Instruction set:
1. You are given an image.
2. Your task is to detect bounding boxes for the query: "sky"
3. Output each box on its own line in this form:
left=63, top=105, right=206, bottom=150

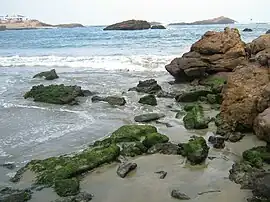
left=1, top=0, right=270, bottom=25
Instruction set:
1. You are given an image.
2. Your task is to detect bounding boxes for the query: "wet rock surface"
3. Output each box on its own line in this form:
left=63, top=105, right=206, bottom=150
left=138, top=94, right=157, bottom=106
left=53, top=192, right=93, bottom=202
left=208, top=135, right=225, bottom=149
left=33, top=69, right=59, bottom=80
left=0, top=187, right=32, bottom=202
left=92, top=96, right=126, bottom=106
left=128, top=79, right=162, bottom=94
left=104, top=20, right=151, bottom=30
left=117, top=162, right=137, bottom=178
left=134, top=113, right=165, bottom=122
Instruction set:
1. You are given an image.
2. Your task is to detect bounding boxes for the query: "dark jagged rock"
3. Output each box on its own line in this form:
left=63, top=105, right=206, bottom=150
left=53, top=192, right=93, bottom=202
left=0, top=163, right=15, bottom=170
left=104, top=20, right=151, bottom=31
left=147, top=142, right=180, bottom=155
left=156, top=90, right=176, bottom=98
left=266, top=30, right=270, bottom=34
left=117, top=162, right=137, bottom=178
left=128, top=79, right=162, bottom=94
left=171, top=190, right=190, bottom=200
left=229, top=132, right=245, bottom=142
left=91, top=96, right=126, bottom=106
left=33, top=69, right=59, bottom=80
left=208, top=135, right=225, bottom=149
left=0, top=187, right=32, bottom=202
left=183, top=104, right=210, bottom=129
left=151, top=25, right=166, bottom=29
left=179, top=136, right=209, bottom=165
left=166, top=28, right=246, bottom=82
left=54, top=178, right=80, bottom=197
left=175, top=89, right=212, bottom=102
left=155, top=171, right=167, bottom=179
left=81, top=90, right=98, bottom=97
left=24, top=84, right=85, bottom=105
left=134, top=113, right=165, bottom=123
left=138, top=94, right=157, bottom=106
left=243, top=28, right=253, bottom=32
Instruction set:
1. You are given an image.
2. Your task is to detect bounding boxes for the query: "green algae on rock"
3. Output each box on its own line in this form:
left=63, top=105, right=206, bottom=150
left=142, top=133, right=169, bottom=148
left=138, top=94, right=157, bottom=106
left=24, top=84, right=85, bottom=105
left=243, top=146, right=270, bottom=168
left=179, top=136, right=209, bottom=165
left=54, top=178, right=80, bottom=197
left=183, top=104, right=209, bottom=129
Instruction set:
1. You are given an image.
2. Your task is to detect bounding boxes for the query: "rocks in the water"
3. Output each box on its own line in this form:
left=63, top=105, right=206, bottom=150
left=208, top=135, right=225, bottom=149
left=24, top=84, right=86, bottom=105
left=147, top=142, right=181, bottom=155
left=142, top=132, right=169, bottom=148
left=165, top=28, right=246, bottom=82
left=179, top=136, right=209, bottom=165
left=266, top=30, right=270, bottom=34
left=254, top=107, right=270, bottom=142
left=155, top=171, right=167, bottom=179
left=183, top=104, right=210, bottom=129
left=54, top=23, right=84, bottom=28
left=54, top=178, right=80, bottom=197
left=171, top=190, right=191, bottom=200
left=91, top=96, right=126, bottom=106
left=53, top=192, right=93, bottom=202
left=117, top=162, right=137, bottom=178
left=242, top=146, right=270, bottom=168
left=156, top=90, right=176, bottom=98
left=0, top=187, right=32, bottom=202
left=243, top=28, right=253, bottom=32
left=104, top=20, right=151, bottom=31
left=33, top=69, right=59, bottom=80
left=128, top=79, right=162, bottom=94
left=151, top=25, right=166, bottom=29
left=220, top=64, right=270, bottom=132
left=0, top=163, right=15, bottom=170
left=138, top=94, right=157, bottom=106
left=81, top=90, right=98, bottom=97
left=228, top=132, right=245, bottom=142
left=175, top=88, right=212, bottom=102
left=134, top=113, right=165, bottom=123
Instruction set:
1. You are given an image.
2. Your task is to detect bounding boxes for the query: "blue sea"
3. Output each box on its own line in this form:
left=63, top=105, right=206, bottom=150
left=0, top=23, right=268, bottom=185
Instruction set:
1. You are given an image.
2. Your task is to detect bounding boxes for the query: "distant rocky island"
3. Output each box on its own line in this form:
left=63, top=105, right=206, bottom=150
left=104, top=20, right=166, bottom=30
left=169, top=16, right=236, bottom=26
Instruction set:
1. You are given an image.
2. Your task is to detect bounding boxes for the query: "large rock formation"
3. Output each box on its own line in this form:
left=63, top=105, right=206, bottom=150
left=169, top=16, right=236, bottom=26
left=53, top=23, right=84, bottom=28
left=165, top=28, right=246, bottom=82
left=104, top=20, right=151, bottom=31
left=151, top=25, right=166, bottom=29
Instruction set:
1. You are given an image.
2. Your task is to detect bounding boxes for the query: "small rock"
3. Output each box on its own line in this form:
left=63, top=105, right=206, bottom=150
left=208, top=156, right=217, bottom=160
left=155, top=121, right=173, bottom=128
left=171, top=190, right=190, bottom=200
left=151, top=25, right=166, bottom=29
left=91, top=96, right=126, bottom=106
left=81, top=90, right=98, bottom=97
left=155, top=171, right=167, bottom=179
left=156, top=90, right=176, bottom=98
left=208, top=135, right=226, bottom=149
left=175, top=89, right=212, bottom=102
left=139, top=94, right=157, bottom=106
left=229, top=132, right=245, bottom=142
left=128, top=79, right=162, bottom=94
left=53, top=192, right=93, bottom=202
left=0, top=163, right=15, bottom=170
left=147, top=142, right=180, bottom=155
left=243, top=28, right=253, bottom=32
left=134, top=113, right=165, bottom=122
left=117, top=162, right=137, bottom=178
left=33, top=69, right=59, bottom=80
left=266, top=30, right=270, bottom=34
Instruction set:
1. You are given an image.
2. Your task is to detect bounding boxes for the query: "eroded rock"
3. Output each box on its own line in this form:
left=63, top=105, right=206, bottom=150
left=33, top=69, right=59, bottom=80
left=128, top=79, right=162, bottom=94
left=134, top=113, right=165, bottom=123
left=91, top=96, right=126, bottom=106
left=171, top=190, right=190, bottom=200
left=117, top=162, right=137, bottom=178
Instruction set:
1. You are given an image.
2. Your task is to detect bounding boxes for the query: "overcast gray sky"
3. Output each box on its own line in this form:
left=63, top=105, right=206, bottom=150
left=1, top=0, right=270, bottom=25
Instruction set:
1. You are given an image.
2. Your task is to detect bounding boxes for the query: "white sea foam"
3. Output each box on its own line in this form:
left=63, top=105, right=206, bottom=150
left=0, top=55, right=178, bottom=72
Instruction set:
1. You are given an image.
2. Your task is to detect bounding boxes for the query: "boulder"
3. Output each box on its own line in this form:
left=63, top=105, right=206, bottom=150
left=266, top=30, right=270, bottom=34
left=208, top=135, right=226, bottom=149
left=53, top=192, right=93, bottom=202
left=117, top=162, right=137, bottom=178
left=254, top=108, right=270, bottom=142
left=147, top=142, right=180, bottom=155
left=33, top=69, right=59, bottom=80
left=142, top=133, right=169, bottom=148
left=138, top=94, right=157, bottom=106
left=104, top=20, right=151, bottom=30
left=166, top=28, right=246, bottom=82
left=252, top=173, right=270, bottom=201
left=243, top=28, right=253, bottom=32
left=91, top=96, right=126, bottom=106
left=129, top=79, right=162, bottom=94
left=171, top=190, right=190, bottom=200
left=220, top=64, right=270, bottom=132
left=151, top=25, right=166, bottom=29
left=183, top=104, right=210, bottom=129
left=0, top=187, right=32, bottom=202
left=246, top=34, right=270, bottom=55
left=54, top=179, right=80, bottom=197
left=156, top=90, right=176, bottom=98
left=24, top=84, right=85, bottom=105
left=228, top=132, right=245, bottom=142
left=175, top=88, right=212, bottom=102
left=134, top=113, right=165, bottom=123
left=179, top=136, right=209, bottom=165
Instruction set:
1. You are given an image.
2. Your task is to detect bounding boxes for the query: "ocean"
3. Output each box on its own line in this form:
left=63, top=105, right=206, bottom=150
left=0, top=23, right=268, bottom=187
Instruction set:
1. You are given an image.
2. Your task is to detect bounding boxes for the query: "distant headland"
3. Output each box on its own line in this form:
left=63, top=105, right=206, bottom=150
left=169, top=16, right=236, bottom=26
left=0, top=14, right=84, bottom=31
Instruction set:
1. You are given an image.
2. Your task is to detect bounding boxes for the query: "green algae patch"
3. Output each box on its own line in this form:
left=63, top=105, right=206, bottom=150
left=183, top=104, right=209, bottom=129
left=203, top=76, right=226, bottom=87
left=111, top=124, right=157, bottom=143
left=24, top=84, right=83, bottom=105
left=121, top=142, right=148, bottom=157
left=243, top=146, right=270, bottom=168
left=54, top=178, right=80, bottom=197
left=142, top=133, right=169, bottom=148
left=179, top=136, right=209, bottom=165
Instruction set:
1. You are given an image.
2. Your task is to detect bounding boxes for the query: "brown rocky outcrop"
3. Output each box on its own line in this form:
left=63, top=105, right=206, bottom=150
left=165, top=27, right=246, bottom=82
left=253, top=107, right=270, bottom=142
left=220, top=64, right=270, bottom=132
left=103, top=20, right=151, bottom=31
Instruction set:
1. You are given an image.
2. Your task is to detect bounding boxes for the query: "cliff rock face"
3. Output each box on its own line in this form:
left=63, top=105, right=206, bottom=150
left=165, top=28, right=246, bottom=82
left=104, top=20, right=151, bottom=30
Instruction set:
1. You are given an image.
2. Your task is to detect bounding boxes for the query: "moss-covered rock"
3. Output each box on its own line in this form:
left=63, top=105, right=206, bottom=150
left=202, top=76, right=226, bottom=94
left=184, top=103, right=197, bottom=112
left=179, top=136, right=209, bottom=165
left=142, top=133, right=169, bottom=148
left=93, top=137, right=112, bottom=148
left=183, top=104, right=209, bottom=129
left=0, top=187, right=32, bottom=202
left=243, top=146, right=270, bottom=168
left=111, top=125, right=157, bottom=143
left=175, top=89, right=212, bottom=102
left=134, top=113, right=165, bottom=123
left=206, top=94, right=217, bottom=104
left=24, top=84, right=84, bottom=105
left=121, top=142, right=147, bottom=157
left=139, top=94, right=157, bottom=106
left=54, top=178, right=80, bottom=197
